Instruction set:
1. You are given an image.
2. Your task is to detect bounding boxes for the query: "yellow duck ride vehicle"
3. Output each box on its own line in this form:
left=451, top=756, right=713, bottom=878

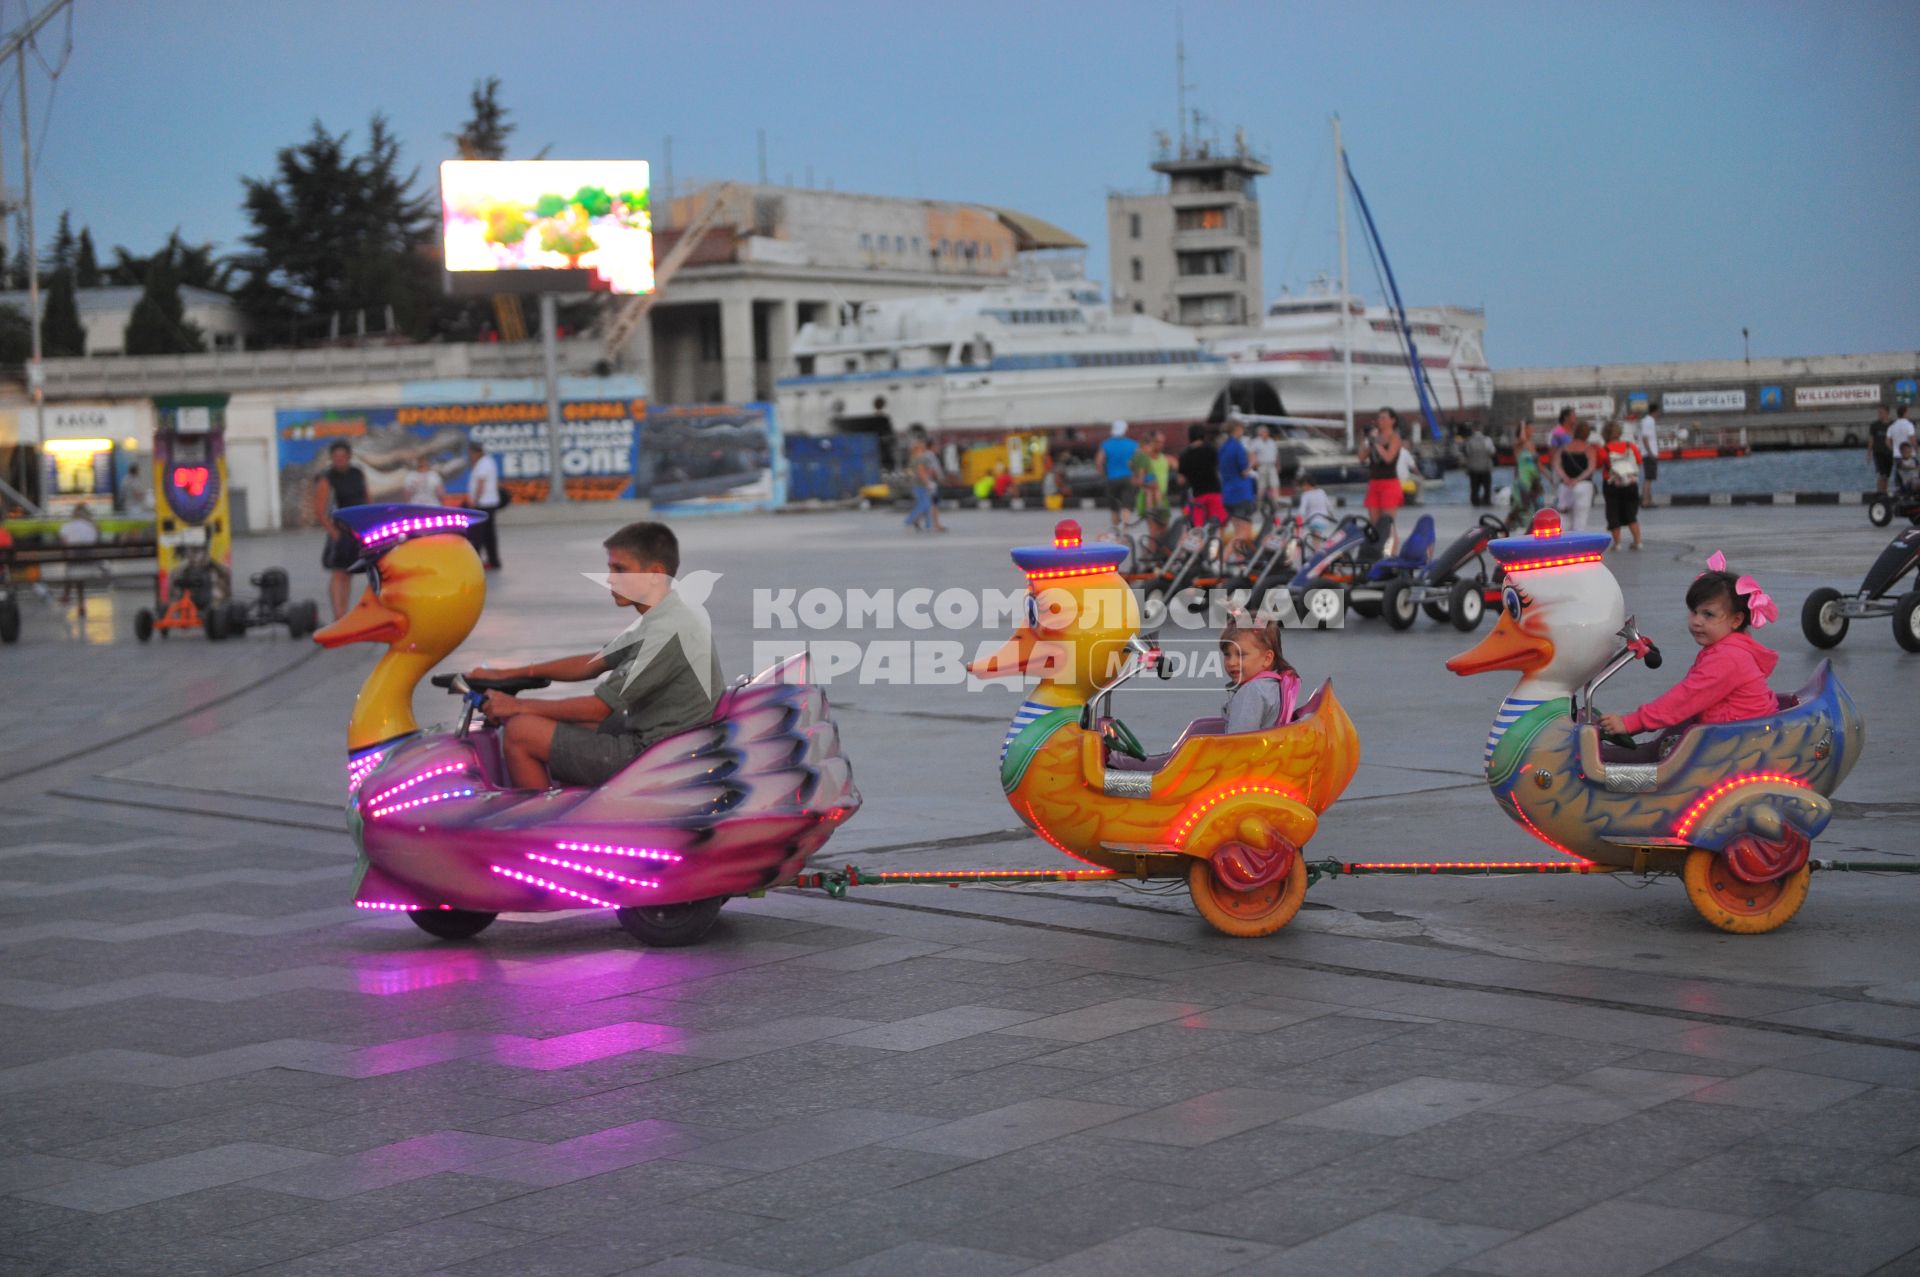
left=1446, top=511, right=1863, bottom=934
left=969, top=520, right=1360, bottom=936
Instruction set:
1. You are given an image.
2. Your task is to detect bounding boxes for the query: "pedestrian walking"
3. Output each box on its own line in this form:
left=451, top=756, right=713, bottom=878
left=1463, top=424, right=1495, bottom=507
left=1637, top=404, right=1661, bottom=504
left=313, top=441, right=369, bottom=619
left=404, top=454, right=447, bottom=506
left=1248, top=422, right=1281, bottom=506
left=1601, top=420, right=1643, bottom=551
left=1096, top=421, right=1139, bottom=531
left=1360, top=408, right=1405, bottom=536
left=465, top=442, right=504, bottom=569
left=1554, top=420, right=1601, bottom=532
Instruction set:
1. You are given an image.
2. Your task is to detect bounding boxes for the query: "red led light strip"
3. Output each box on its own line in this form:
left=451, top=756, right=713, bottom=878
left=1673, top=772, right=1810, bottom=839
left=1341, top=860, right=1602, bottom=873
left=1503, top=553, right=1603, bottom=574
left=489, top=864, right=615, bottom=908
left=1021, top=799, right=1107, bottom=868
left=1024, top=566, right=1113, bottom=584
left=1513, top=797, right=1586, bottom=860
left=1166, top=782, right=1306, bottom=843
left=524, top=852, right=659, bottom=889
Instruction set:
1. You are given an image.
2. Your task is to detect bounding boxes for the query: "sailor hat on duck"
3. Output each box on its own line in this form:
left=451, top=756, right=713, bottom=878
left=1487, top=509, right=1611, bottom=575
left=332, top=504, right=489, bottom=570
left=1010, top=519, right=1129, bottom=581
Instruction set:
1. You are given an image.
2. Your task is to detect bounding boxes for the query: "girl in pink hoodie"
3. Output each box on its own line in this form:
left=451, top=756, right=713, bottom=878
left=1600, top=553, right=1780, bottom=737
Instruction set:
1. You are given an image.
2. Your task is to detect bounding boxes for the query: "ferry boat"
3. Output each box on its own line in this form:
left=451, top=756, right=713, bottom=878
left=776, top=273, right=1230, bottom=455
left=1210, top=278, right=1493, bottom=424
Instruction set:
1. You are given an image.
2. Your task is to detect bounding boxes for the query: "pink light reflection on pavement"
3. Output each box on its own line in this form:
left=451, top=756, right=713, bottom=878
left=460, top=1119, right=716, bottom=1188
left=488, top=1021, right=688, bottom=1070
left=352, top=953, right=495, bottom=997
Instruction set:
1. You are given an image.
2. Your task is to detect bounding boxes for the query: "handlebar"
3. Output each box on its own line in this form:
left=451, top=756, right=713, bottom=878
left=1577, top=618, right=1662, bottom=723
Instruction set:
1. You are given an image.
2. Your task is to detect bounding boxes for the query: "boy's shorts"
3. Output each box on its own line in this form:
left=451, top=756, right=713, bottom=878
left=548, top=722, right=643, bottom=787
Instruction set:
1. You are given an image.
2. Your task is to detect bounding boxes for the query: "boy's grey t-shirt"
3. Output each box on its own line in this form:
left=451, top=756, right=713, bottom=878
left=593, top=591, right=725, bottom=749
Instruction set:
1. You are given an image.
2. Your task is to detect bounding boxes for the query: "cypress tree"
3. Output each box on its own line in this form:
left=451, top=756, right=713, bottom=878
left=123, top=247, right=204, bottom=355
left=42, top=266, right=85, bottom=356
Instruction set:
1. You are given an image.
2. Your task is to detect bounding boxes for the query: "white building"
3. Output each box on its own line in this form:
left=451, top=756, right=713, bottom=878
left=0, top=285, right=248, bottom=356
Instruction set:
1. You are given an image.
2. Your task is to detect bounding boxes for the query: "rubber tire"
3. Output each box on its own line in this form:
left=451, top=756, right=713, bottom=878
left=0, top=598, right=18, bottom=644
left=1868, top=497, right=1892, bottom=528
left=224, top=602, right=250, bottom=637
left=1681, top=849, right=1809, bottom=934
left=204, top=604, right=229, bottom=642
left=133, top=608, right=153, bottom=643
left=617, top=897, right=725, bottom=947
left=1349, top=595, right=1381, bottom=620
left=1422, top=600, right=1450, bottom=623
left=1895, top=592, right=1920, bottom=654
left=288, top=600, right=318, bottom=638
left=1186, top=852, right=1309, bottom=938
left=408, top=909, right=497, bottom=940
left=1800, top=587, right=1848, bottom=649
left=1142, top=586, right=1168, bottom=624
left=1382, top=577, right=1418, bottom=630
left=1448, top=579, right=1487, bottom=632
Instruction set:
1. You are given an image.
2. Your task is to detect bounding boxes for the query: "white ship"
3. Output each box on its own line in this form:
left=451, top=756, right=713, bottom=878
left=776, top=273, right=1231, bottom=451
left=1210, top=277, right=1492, bottom=423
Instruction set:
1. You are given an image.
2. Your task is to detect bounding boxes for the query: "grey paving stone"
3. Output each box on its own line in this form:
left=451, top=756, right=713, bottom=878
left=652, top=1015, right=885, bottom=1061
left=1287, top=1076, right=1529, bottom=1137
left=925, top=1175, right=1217, bottom=1261
left=1314, top=1112, right=1588, bottom=1183
left=1013, top=1226, right=1272, bottom=1276
left=996, top=998, right=1209, bottom=1043
left=1233, top=1212, right=1516, bottom=1276
left=672, top=1108, right=946, bottom=1172
left=1486, top=1065, right=1722, bottom=1124
left=440, top=1206, right=773, bottom=1277
left=679, top=1145, right=971, bottom=1221
left=881, top=1098, right=1140, bottom=1160
left=1090, top=1086, right=1338, bottom=1147
left=18, top=1140, right=328, bottom=1213
left=1771, top=1042, right=1920, bottom=1089
left=818, top=1241, right=1035, bottom=1276
left=460, top=1119, right=717, bottom=1187
left=465, top=1159, right=760, bottom=1235
left=1767, top=1088, right=1920, bottom=1155
left=241, top=1131, right=547, bottom=1200
left=1459, top=1199, right=1748, bottom=1277
left=790, top=938, right=955, bottom=971
left=1698, top=1188, right=1920, bottom=1275
left=1686, top=1068, right=1876, bottom=1114
left=214, top=1173, right=536, bottom=1261
left=827, top=1006, right=1046, bottom=1052
left=229, top=1216, right=540, bottom=1276
left=0, top=1151, right=115, bottom=1193
left=619, top=1259, right=793, bottom=1277
left=1174, top=1164, right=1450, bottom=1248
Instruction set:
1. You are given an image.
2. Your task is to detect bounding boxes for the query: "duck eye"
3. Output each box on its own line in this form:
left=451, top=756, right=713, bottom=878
left=1502, top=586, right=1522, bottom=621
left=1025, top=594, right=1040, bottom=629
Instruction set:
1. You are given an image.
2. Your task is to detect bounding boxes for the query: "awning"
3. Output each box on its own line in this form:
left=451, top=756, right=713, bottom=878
left=978, top=206, right=1086, bottom=252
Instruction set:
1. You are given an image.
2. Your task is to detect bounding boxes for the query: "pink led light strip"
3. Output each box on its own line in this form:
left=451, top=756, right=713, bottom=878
left=370, top=763, right=469, bottom=807
left=524, top=852, right=659, bottom=889
left=355, top=899, right=454, bottom=912
left=555, top=840, right=683, bottom=863
left=490, top=864, right=614, bottom=908
left=361, top=513, right=475, bottom=547
left=368, top=788, right=477, bottom=819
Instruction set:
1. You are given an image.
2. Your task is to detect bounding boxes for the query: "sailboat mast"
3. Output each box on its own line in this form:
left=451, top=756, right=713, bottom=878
left=1334, top=115, right=1355, bottom=452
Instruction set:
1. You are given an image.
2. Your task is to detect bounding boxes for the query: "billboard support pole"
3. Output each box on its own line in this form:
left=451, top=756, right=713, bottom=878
left=540, top=292, right=565, bottom=503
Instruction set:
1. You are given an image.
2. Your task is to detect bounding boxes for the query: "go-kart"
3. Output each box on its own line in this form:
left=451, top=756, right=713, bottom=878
left=314, top=504, right=861, bottom=947
left=211, top=568, right=321, bottom=641
left=1362, top=513, right=1506, bottom=633
left=1801, top=525, right=1920, bottom=653
left=1285, top=513, right=1402, bottom=627
left=1450, top=512, right=1862, bottom=933
left=1219, top=515, right=1308, bottom=615
left=1135, top=518, right=1224, bottom=617
left=134, top=547, right=232, bottom=643
left=1867, top=486, right=1920, bottom=528
left=970, top=520, right=1360, bottom=937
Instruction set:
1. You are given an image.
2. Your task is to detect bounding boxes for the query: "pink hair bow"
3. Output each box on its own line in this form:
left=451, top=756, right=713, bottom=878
left=1702, top=550, right=1775, bottom=626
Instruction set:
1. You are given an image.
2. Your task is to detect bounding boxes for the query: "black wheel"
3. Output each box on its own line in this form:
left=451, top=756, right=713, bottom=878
left=617, top=897, right=725, bottom=947
left=1868, top=497, right=1892, bottom=528
left=223, top=602, right=250, bottom=637
left=287, top=600, right=318, bottom=638
left=1448, top=579, right=1487, bottom=632
left=204, top=604, right=229, bottom=642
left=133, top=608, right=153, bottom=643
left=0, top=598, right=18, bottom=644
left=1800, top=588, right=1848, bottom=649
left=1895, top=592, right=1920, bottom=654
left=1422, top=600, right=1450, bottom=623
left=1349, top=594, right=1381, bottom=620
left=1382, top=577, right=1418, bottom=630
left=408, top=909, right=497, bottom=940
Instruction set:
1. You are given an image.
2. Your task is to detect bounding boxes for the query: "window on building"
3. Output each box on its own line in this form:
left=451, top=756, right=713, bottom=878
left=912, top=236, right=921, bottom=253
left=1130, top=257, right=1143, bottom=283
left=1129, top=212, right=1142, bottom=239
left=859, top=233, right=872, bottom=250
left=1176, top=207, right=1230, bottom=233
left=699, top=312, right=723, bottom=360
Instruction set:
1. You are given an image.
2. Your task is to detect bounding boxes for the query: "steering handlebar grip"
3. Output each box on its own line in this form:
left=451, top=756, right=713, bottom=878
left=1643, top=645, right=1663, bottom=671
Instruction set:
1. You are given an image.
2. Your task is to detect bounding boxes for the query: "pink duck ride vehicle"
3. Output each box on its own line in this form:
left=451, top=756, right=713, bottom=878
left=1446, top=512, right=1862, bottom=934
left=313, top=505, right=860, bottom=947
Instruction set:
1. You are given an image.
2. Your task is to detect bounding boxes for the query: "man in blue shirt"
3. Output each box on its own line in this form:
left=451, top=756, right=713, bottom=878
left=1217, top=417, right=1258, bottom=554
left=1095, top=420, right=1139, bottom=530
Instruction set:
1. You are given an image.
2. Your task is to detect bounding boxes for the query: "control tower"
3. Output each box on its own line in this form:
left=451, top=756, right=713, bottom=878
left=1108, top=130, right=1268, bottom=331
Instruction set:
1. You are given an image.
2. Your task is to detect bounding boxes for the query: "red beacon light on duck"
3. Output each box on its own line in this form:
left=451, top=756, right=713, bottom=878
left=1530, top=509, right=1561, bottom=538
left=1053, top=520, right=1083, bottom=549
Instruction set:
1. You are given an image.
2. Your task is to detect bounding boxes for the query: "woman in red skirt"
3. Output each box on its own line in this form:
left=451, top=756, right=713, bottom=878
left=1361, top=408, right=1405, bottom=535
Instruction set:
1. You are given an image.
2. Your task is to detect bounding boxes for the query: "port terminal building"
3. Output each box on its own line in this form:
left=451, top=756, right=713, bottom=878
left=1491, top=352, right=1920, bottom=449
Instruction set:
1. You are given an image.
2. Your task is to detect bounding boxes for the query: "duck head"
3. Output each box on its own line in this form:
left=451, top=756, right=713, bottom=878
left=1447, top=510, right=1623, bottom=701
left=314, top=505, right=488, bottom=752
left=968, top=519, right=1139, bottom=708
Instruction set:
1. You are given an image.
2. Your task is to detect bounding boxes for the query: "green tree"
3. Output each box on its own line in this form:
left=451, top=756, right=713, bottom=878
left=107, top=234, right=229, bottom=292
left=47, top=212, right=76, bottom=274
left=123, top=244, right=205, bottom=355
left=234, top=115, right=439, bottom=345
left=41, top=267, right=85, bottom=356
left=74, top=227, right=100, bottom=287
left=0, top=303, right=29, bottom=366
left=452, top=76, right=513, bottom=160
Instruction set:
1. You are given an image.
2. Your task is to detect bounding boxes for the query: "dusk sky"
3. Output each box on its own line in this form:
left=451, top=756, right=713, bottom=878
left=10, top=0, right=1917, bottom=367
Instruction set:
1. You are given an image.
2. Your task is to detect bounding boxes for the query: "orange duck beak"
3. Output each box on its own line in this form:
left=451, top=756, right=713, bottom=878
left=1447, top=613, right=1553, bottom=677
left=968, top=627, right=1070, bottom=680
left=314, top=592, right=406, bottom=648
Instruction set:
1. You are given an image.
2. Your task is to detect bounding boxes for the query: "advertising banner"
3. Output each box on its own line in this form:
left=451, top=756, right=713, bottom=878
left=638, top=404, right=780, bottom=512
left=1532, top=396, right=1615, bottom=421
left=440, top=160, right=653, bottom=296
left=1794, top=383, right=1881, bottom=408
left=1662, top=390, right=1747, bottom=413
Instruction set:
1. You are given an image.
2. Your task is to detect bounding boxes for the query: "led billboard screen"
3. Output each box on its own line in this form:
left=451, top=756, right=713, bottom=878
left=440, top=160, right=653, bottom=296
